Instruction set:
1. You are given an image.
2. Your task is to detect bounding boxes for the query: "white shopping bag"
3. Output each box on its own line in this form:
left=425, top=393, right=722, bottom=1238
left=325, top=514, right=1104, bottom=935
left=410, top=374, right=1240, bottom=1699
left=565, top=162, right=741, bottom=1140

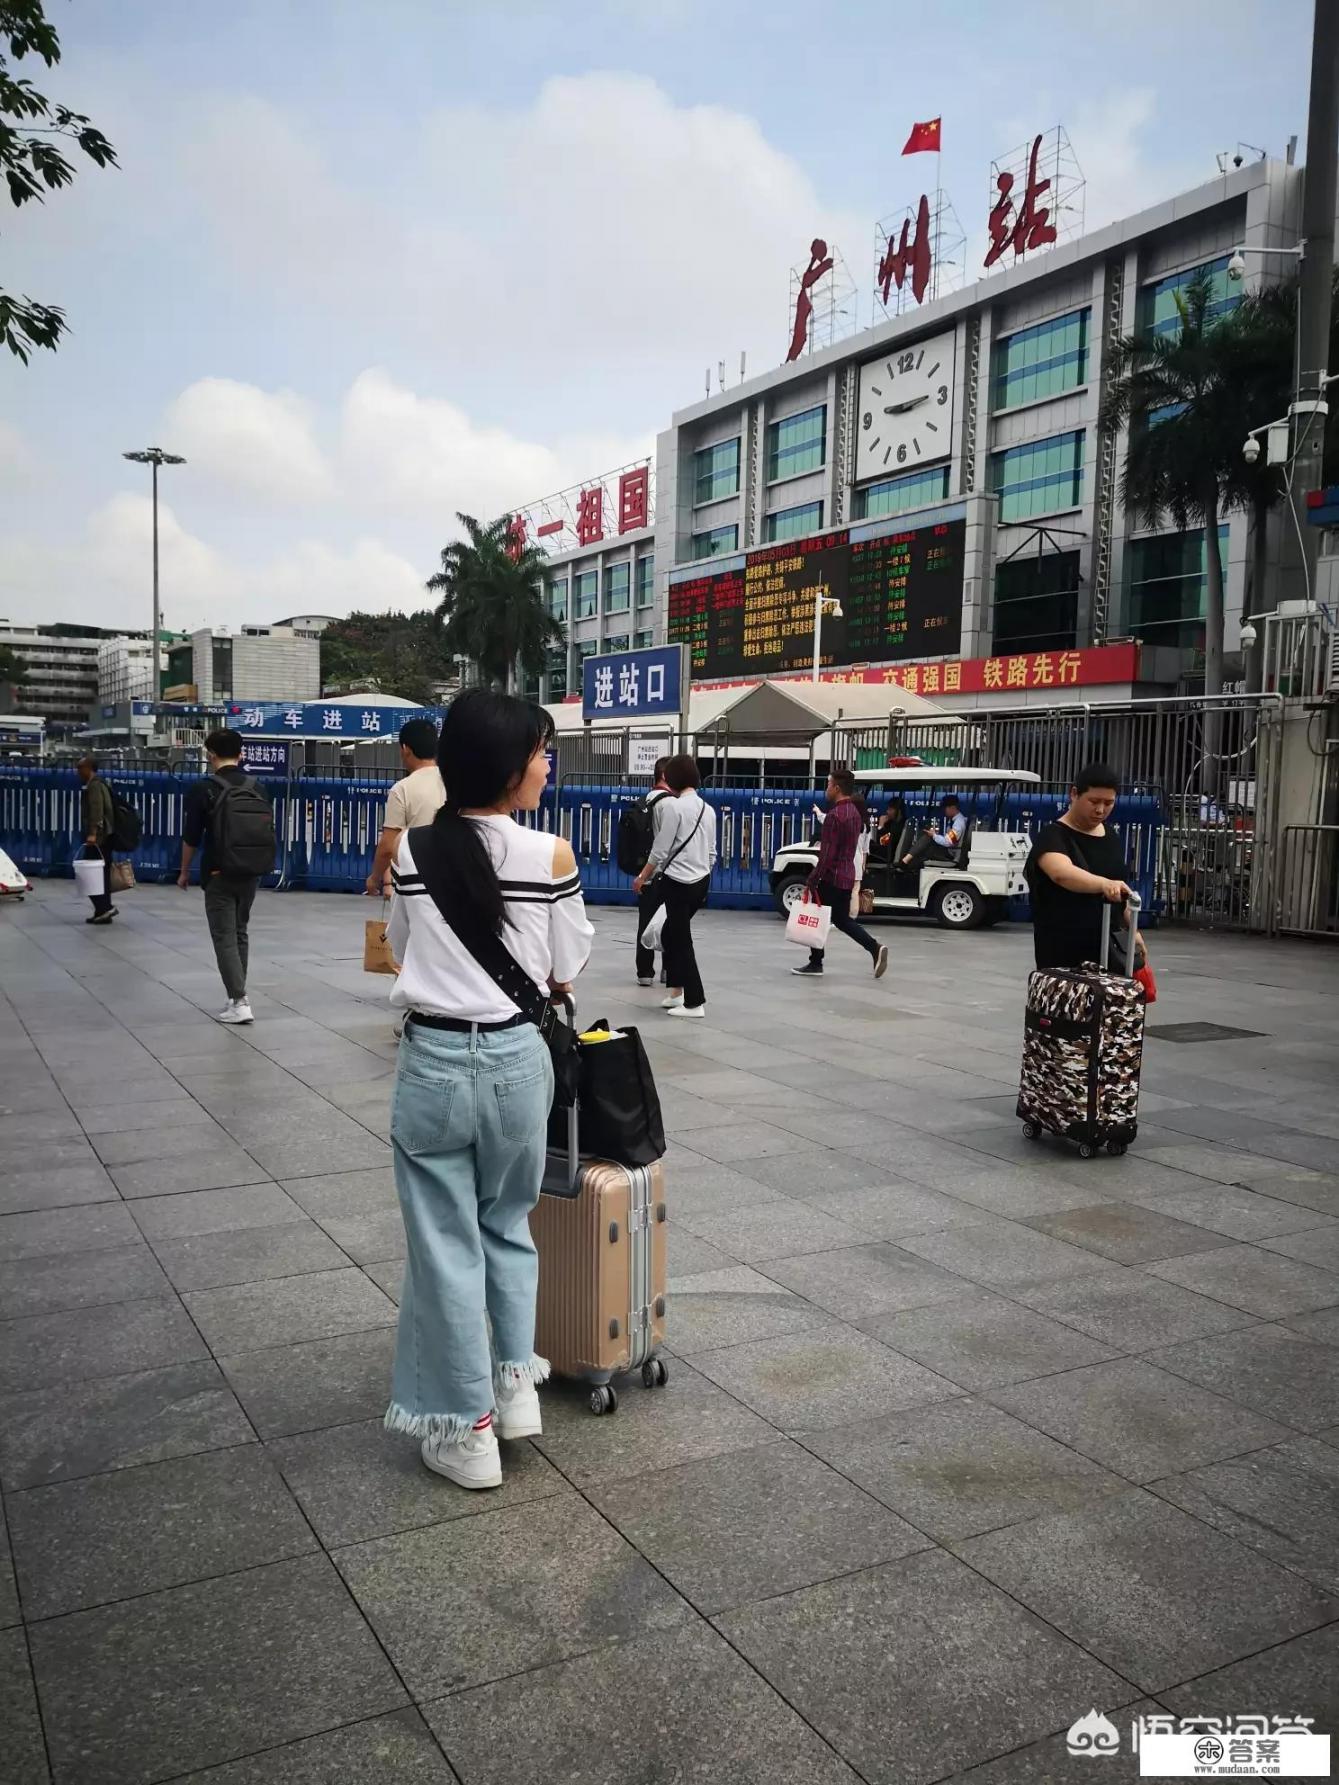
left=639, top=904, right=668, bottom=953
left=785, top=895, right=832, bottom=950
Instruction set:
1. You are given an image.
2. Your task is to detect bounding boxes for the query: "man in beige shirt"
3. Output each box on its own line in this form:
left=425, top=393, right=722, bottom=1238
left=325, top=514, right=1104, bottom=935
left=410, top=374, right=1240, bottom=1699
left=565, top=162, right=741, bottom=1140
left=365, top=719, right=445, bottom=895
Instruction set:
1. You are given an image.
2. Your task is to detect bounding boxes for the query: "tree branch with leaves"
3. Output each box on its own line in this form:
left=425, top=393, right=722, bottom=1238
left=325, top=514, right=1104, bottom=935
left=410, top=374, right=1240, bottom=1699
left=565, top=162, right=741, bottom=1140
left=2, top=0, right=117, bottom=362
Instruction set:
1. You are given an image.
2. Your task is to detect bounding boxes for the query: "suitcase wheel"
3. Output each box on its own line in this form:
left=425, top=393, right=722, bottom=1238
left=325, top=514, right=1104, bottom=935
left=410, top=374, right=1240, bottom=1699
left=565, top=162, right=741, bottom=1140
left=1106, top=1141, right=1128, bottom=1157
left=642, top=1357, right=669, bottom=1390
left=589, top=1384, right=618, bottom=1416
left=1077, top=1142, right=1097, bottom=1160
left=1021, top=1121, right=1040, bottom=1141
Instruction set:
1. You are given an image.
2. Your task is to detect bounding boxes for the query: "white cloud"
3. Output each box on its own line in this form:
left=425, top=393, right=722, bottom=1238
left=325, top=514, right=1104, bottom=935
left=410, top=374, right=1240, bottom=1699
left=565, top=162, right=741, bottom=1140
left=161, top=378, right=333, bottom=505
left=3, top=493, right=423, bottom=633
left=184, top=75, right=866, bottom=391
left=339, top=368, right=650, bottom=517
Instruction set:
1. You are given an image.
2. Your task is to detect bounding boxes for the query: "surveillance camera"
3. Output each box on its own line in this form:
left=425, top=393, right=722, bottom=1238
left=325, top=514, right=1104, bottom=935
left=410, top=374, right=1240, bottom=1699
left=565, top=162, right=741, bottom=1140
left=1232, top=152, right=1244, bottom=169
left=1239, top=619, right=1258, bottom=648
left=1227, top=249, right=1246, bottom=281
left=1242, top=435, right=1260, bottom=464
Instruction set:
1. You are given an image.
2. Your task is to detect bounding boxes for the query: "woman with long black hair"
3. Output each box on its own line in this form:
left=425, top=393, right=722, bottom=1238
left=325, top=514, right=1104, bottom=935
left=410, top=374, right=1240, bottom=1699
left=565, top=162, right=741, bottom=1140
left=632, top=753, right=717, bottom=1018
left=384, top=690, right=593, bottom=1489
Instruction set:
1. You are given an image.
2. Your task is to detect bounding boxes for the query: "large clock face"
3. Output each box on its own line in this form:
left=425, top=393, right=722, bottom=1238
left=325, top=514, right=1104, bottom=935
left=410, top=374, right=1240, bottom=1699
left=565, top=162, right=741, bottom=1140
left=856, top=329, right=956, bottom=483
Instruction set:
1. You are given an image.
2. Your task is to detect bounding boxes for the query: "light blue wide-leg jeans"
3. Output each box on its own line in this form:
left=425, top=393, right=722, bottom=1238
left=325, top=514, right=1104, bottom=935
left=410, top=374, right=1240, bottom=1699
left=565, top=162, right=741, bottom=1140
left=385, top=1019, right=553, bottom=1444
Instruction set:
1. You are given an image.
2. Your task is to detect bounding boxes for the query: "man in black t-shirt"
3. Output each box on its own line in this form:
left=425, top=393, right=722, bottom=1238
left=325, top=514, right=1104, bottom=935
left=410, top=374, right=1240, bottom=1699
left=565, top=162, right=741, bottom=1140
left=1026, top=762, right=1147, bottom=971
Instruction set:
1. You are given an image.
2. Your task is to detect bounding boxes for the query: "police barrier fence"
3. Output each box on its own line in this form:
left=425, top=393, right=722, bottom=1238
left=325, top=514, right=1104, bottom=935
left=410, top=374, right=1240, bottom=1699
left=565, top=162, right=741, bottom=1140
left=1, top=764, right=1162, bottom=917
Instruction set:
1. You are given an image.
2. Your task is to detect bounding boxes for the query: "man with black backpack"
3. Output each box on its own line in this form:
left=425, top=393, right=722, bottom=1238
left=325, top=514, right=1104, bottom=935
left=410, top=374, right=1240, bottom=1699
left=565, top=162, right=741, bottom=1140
left=178, top=729, right=278, bottom=1024
left=618, top=757, right=672, bottom=987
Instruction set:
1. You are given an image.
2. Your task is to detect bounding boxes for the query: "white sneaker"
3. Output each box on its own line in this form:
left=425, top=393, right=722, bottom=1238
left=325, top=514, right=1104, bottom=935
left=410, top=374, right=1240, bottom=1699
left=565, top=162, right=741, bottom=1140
left=494, top=1376, right=543, bottom=1439
left=420, top=1424, right=502, bottom=1489
left=216, top=1000, right=254, bottom=1025
left=666, top=1004, right=706, bottom=1020
left=637, top=977, right=656, bottom=988
left=661, top=993, right=684, bottom=1009
left=873, top=945, right=889, bottom=980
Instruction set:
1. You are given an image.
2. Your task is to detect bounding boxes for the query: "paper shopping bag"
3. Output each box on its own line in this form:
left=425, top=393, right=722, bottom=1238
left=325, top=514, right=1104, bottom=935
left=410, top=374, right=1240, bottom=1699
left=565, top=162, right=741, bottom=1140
left=363, top=916, right=397, bottom=975
left=785, top=897, right=832, bottom=949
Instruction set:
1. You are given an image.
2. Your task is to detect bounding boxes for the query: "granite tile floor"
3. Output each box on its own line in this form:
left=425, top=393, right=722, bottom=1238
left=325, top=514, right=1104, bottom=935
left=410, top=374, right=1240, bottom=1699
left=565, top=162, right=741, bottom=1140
left=1, top=880, right=1337, bottom=1784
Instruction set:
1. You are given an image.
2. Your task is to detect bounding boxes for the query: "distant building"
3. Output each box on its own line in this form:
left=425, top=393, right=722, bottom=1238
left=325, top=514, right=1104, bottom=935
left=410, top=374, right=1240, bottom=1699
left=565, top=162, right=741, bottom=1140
left=272, top=614, right=338, bottom=636
left=97, top=636, right=161, bottom=706
left=169, top=625, right=321, bottom=705
left=0, top=623, right=105, bottom=733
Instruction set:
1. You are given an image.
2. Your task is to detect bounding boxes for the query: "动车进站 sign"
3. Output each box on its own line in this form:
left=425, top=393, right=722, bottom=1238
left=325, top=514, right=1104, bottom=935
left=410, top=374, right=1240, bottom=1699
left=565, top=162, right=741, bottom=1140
left=582, top=644, right=686, bottom=725
left=207, top=701, right=441, bottom=739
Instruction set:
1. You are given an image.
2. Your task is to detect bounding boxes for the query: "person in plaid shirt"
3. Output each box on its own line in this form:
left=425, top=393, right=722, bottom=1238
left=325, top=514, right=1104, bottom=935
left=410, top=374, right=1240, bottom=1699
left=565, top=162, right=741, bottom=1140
left=793, top=769, right=889, bottom=980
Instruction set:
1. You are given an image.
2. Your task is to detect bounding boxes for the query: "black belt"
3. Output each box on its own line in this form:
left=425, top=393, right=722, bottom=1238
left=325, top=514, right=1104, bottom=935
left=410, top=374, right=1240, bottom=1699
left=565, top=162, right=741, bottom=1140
left=405, top=1011, right=527, bottom=1035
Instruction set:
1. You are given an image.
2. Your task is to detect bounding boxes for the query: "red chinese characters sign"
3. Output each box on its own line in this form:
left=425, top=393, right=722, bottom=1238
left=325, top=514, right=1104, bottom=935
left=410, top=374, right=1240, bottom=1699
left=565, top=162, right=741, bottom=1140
left=618, top=466, right=649, bottom=534
left=683, top=642, right=1140, bottom=701
left=575, top=485, right=604, bottom=547
left=985, top=133, right=1058, bottom=268
left=877, top=193, right=932, bottom=308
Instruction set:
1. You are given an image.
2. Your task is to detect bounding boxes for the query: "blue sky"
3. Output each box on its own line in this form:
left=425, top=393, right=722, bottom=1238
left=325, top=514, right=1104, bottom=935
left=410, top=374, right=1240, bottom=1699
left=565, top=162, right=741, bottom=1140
left=0, top=0, right=1314, bottom=631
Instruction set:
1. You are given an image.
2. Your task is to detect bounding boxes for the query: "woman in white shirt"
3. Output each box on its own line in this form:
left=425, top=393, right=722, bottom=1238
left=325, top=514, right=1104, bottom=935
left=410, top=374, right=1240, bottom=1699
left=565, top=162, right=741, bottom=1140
left=384, top=690, right=593, bottom=1490
left=632, top=753, right=717, bottom=1019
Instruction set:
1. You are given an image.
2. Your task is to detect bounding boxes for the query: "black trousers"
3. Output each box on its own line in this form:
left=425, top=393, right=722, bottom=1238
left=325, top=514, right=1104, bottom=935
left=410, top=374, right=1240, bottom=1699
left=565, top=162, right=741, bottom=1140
left=809, top=878, right=880, bottom=967
left=903, top=835, right=954, bottom=868
left=88, top=841, right=113, bottom=916
left=635, top=878, right=666, bottom=981
left=661, top=874, right=710, bottom=1008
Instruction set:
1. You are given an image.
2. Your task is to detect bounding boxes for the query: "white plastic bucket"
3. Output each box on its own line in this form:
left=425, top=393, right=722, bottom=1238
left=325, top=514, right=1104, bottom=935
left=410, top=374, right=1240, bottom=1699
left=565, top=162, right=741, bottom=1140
left=73, top=854, right=106, bottom=897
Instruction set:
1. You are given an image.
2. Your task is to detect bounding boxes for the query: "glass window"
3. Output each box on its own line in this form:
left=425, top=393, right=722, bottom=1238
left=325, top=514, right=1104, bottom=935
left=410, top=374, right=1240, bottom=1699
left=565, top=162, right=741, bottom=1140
left=604, top=633, right=630, bottom=655
left=635, top=553, right=655, bottom=607
left=546, top=647, right=568, bottom=699
left=634, top=629, right=654, bottom=649
left=573, top=570, right=597, bottom=620
left=989, top=430, right=1084, bottom=522
left=548, top=577, right=569, bottom=622
left=603, top=562, right=630, bottom=614
left=1125, top=526, right=1228, bottom=651
left=853, top=465, right=949, bottom=522
left=693, top=439, right=740, bottom=505
left=763, top=501, right=823, bottom=543
left=574, top=639, right=598, bottom=664
left=766, top=404, right=826, bottom=482
left=992, top=308, right=1089, bottom=410
left=691, top=524, right=739, bottom=561
left=992, top=551, right=1081, bottom=654
left=1137, top=256, right=1239, bottom=338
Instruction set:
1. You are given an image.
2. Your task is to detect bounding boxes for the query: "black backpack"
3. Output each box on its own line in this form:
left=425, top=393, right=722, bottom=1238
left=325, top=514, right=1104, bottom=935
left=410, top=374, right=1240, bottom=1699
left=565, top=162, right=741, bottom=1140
left=616, top=789, right=669, bottom=876
left=107, top=790, right=142, bottom=852
left=210, top=774, right=277, bottom=877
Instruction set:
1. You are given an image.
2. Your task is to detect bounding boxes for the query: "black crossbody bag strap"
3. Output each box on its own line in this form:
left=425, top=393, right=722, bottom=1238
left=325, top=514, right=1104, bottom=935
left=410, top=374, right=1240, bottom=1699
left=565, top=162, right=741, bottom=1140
left=405, top=825, right=560, bottom=1043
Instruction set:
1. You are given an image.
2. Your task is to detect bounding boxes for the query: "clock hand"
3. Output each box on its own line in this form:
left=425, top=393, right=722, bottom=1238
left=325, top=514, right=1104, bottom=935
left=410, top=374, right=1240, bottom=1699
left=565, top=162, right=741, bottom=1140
left=883, top=396, right=929, bottom=415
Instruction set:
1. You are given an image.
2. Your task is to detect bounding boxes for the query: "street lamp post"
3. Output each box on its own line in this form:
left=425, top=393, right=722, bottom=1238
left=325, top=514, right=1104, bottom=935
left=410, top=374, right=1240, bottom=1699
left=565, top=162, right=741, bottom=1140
left=812, top=590, right=844, bottom=684
left=122, top=447, right=186, bottom=699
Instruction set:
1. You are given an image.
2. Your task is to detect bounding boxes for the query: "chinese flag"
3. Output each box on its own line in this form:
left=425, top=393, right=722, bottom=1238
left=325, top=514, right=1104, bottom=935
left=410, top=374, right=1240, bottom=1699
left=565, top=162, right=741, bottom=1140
left=902, top=118, right=942, bottom=155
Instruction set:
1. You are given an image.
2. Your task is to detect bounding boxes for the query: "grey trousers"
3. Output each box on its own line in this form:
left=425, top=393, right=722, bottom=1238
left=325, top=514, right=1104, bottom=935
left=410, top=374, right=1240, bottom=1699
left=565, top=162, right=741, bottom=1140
left=204, top=875, right=258, bottom=1002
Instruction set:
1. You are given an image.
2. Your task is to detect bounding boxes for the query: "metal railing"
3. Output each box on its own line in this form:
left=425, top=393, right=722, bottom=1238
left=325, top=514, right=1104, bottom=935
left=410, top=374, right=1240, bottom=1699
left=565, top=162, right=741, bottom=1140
left=1276, top=824, right=1339, bottom=937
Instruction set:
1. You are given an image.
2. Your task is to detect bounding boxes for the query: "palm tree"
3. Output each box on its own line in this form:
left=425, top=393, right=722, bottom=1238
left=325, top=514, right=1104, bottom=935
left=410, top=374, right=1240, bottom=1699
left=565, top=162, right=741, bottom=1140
left=427, top=513, right=565, bottom=693
left=1100, top=270, right=1291, bottom=700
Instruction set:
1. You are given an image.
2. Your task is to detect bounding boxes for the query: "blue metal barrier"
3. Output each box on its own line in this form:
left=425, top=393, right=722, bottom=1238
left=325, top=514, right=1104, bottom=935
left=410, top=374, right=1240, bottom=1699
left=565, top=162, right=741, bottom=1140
left=0, top=768, right=1163, bottom=917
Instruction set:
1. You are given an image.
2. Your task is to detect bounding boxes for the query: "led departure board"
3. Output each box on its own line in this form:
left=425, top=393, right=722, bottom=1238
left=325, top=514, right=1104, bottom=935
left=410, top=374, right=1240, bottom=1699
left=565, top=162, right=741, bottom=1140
left=667, top=517, right=964, bottom=679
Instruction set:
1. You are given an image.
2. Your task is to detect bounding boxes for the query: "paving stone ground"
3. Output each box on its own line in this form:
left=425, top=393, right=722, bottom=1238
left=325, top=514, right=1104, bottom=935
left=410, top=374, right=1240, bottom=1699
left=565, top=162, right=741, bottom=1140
left=1, top=880, right=1338, bottom=1784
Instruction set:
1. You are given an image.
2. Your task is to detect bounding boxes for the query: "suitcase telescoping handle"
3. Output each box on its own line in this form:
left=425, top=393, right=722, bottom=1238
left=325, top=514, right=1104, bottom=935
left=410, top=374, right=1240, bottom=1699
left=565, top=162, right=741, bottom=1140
left=552, top=991, right=580, bottom=1192
left=1100, top=890, right=1142, bottom=976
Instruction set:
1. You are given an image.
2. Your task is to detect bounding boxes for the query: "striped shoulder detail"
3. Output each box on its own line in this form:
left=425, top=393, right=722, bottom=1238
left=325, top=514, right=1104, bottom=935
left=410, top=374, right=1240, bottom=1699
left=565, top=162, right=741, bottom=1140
left=391, top=867, right=427, bottom=897
left=497, top=872, right=583, bottom=906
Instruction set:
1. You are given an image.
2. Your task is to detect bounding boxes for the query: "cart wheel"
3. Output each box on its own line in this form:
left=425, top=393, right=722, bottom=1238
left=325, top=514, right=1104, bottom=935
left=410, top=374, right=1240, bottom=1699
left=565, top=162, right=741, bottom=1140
left=642, top=1357, right=668, bottom=1389
left=589, top=1385, right=617, bottom=1416
left=1106, top=1141, right=1128, bottom=1157
left=1021, top=1121, right=1039, bottom=1140
left=1077, top=1142, right=1097, bottom=1160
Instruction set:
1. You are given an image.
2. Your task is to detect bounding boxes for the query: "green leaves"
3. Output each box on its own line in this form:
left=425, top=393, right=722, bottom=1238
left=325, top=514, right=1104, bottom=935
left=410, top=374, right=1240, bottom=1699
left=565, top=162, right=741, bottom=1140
left=427, top=513, right=566, bottom=691
left=1, top=0, right=118, bottom=361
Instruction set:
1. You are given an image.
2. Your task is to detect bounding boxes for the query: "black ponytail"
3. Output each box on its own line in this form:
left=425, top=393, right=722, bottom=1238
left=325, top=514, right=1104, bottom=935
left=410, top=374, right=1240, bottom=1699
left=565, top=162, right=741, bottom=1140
left=429, top=689, right=554, bottom=939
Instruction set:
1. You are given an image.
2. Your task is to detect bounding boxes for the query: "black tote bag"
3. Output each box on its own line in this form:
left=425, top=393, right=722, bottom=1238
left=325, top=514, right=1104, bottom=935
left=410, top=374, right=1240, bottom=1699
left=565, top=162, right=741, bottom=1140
left=548, top=1020, right=666, bottom=1167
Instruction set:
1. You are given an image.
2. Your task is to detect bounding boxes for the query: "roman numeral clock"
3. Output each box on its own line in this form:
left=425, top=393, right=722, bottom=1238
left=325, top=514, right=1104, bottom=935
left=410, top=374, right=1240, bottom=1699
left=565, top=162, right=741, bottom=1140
left=856, top=328, right=957, bottom=482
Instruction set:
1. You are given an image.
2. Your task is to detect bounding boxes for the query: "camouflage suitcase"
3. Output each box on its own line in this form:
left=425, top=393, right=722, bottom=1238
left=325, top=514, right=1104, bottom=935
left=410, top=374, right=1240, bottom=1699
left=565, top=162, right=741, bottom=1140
left=532, top=1100, right=669, bottom=1416
left=1017, top=896, right=1146, bottom=1159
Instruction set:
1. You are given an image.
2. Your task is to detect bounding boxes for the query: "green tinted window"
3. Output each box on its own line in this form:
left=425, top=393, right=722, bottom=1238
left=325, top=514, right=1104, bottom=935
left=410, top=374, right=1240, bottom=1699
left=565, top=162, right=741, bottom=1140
left=573, top=571, right=597, bottom=619
left=989, top=431, right=1084, bottom=522
left=992, top=309, right=1089, bottom=409
left=1137, top=256, right=1238, bottom=338
left=853, top=465, right=948, bottom=521
left=691, top=524, right=739, bottom=561
left=1126, top=526, right=1229, bottom=650
left=766, top=405, right=826, bottom=482
left=694, top=439, right=740, bottom=504
left=603, top=563, right=630, bottom=614
left=763, top=501, right=823, bottom=542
